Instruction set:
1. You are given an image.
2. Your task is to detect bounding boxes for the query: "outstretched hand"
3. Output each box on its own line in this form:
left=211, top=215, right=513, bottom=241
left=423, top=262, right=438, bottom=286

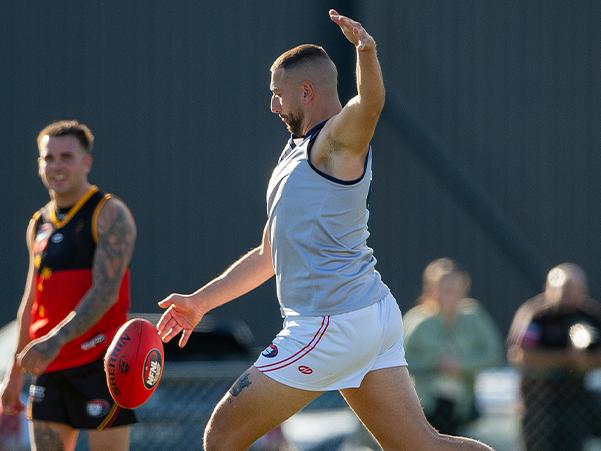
left=156, top=294, right=205, bottom=347
left=329, top=9, right=376, bottom=52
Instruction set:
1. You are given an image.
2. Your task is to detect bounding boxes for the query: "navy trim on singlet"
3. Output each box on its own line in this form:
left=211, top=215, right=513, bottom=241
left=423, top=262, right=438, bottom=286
left=304, top=120, right=370, bottom=186
left=287, top=120, right=329, bottom=149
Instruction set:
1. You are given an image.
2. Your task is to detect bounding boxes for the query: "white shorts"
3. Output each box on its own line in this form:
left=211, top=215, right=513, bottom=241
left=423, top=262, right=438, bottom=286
left=254, top=293, right=407, bottom=391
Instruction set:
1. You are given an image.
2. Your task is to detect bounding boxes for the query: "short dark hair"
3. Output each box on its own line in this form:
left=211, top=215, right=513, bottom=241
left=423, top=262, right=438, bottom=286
left=37, top=120, right=95, bottom=153
left=271, top=44, right=331, bottom=72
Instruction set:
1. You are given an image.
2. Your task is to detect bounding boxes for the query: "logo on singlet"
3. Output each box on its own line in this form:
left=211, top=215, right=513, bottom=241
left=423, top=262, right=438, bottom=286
left=261, top=344, right=279, bottom=358
left=51, top=233, right=64, bottom=244
left=33, top=223, right=53, bottom=254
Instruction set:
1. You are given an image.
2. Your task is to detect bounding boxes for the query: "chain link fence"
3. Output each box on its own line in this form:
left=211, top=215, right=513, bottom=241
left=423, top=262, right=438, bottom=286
left=7, top=363, right=601, bottom=450
left=454, top=368, right=601, bottom=451
left=518, top=374, right=601, bottom=451
left=129, top=360, right=351, bottom=450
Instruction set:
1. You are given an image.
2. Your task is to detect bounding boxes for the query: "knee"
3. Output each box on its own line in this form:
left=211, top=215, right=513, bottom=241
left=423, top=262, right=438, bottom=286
left=203, top=415, right=227, bottom=451
left=204, top=410, right=244, bottom=451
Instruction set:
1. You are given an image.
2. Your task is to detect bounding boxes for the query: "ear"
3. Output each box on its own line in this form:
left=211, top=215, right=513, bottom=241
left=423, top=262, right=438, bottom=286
left=83, top=153, right=93, bottom=174
left=301, top=80, right=315, bottom=104
left=37, top=157, right=44, bottom=178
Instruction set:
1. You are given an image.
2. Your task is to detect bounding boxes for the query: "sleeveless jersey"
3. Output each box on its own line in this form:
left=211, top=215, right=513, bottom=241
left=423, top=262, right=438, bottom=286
left=266, top=121, right=390, bottom=317
left=30, top=185, right=131, bottom=372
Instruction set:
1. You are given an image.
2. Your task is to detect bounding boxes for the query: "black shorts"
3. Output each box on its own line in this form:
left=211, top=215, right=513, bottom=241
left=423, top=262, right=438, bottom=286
left=28, top=358, right=137, bottom=430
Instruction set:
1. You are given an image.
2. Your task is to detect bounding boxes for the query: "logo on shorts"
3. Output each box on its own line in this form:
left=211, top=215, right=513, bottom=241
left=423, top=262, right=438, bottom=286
left=86, top=399, right=110, bottom=417
left=51, top=233, right=64, bottom=244
left=298, top=365, right=313, bottom=375
left=29, top=385, right=45, bottom=402
left=261, top=343, right=279, bottom=358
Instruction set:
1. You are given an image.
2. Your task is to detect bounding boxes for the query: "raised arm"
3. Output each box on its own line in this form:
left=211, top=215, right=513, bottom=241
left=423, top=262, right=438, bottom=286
left=157, top=222, right=274, bottom=347
left=17, top=198, right=136, bottom=375
left=326, top=9, right=385, bottom=156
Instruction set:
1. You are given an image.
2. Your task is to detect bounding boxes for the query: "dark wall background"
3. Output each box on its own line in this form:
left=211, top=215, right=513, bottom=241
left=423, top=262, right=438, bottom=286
left=1, top=1, right=599, bottom=348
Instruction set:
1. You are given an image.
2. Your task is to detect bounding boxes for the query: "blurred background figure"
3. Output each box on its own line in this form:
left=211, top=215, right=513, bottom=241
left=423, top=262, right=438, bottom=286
left=403, top=258, right=504, bottom=435
left=507, top=263, right=601, bottom=451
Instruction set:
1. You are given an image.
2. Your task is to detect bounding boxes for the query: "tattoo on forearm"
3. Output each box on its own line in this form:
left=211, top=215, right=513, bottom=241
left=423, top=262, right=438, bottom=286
left=33, top=422, right=64, bottom=451
left=229, top=372, right=252, bottom=398
left=58, top=202, right=136, bottom=343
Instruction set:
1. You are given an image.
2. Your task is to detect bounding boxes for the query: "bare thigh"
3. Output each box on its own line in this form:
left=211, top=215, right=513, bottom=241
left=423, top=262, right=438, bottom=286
left=88, top=425, right=130, bottom=451
left=340, top=366, right=493, bottom=451
left=204, top=366, right=322, bottom=451
left=30, top=421, right=78, bottom=451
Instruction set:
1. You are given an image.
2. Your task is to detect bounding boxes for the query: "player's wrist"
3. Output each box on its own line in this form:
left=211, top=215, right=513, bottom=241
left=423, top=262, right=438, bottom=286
left=356, top=36, right=377, bottom=52
left=3, top=365, right=24, bottom=385
left=190, top=293, right=211, bottom=316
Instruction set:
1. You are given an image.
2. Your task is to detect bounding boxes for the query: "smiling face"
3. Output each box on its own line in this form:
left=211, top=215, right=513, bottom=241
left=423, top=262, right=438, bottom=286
left=270, top=68, right=305, bottom=136
left=38, top=134, right=92, bottom=206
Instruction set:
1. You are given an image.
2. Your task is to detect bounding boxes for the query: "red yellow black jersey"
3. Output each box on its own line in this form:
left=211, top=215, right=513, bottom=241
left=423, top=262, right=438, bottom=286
left=30, top=185, right=131, bottom=373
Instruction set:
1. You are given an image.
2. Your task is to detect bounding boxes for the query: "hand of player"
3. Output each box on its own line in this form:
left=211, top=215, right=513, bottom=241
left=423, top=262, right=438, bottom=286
left=0, top=373, right=25, bottom=416
left=157, top=293, right=205, bottom=347
left=329, top=9, right=376, bottom=52
left=16, top=336, right=61, bottom=376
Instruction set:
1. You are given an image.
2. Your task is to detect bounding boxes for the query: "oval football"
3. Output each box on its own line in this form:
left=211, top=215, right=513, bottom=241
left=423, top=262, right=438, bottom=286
left=103, top=318, right=164, bottom=409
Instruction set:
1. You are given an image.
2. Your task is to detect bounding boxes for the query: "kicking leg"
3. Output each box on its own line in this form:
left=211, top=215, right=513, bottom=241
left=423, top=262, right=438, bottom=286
left=340, top=366, right=493, bottom=451
left=204, top=366, right=322, bottom=450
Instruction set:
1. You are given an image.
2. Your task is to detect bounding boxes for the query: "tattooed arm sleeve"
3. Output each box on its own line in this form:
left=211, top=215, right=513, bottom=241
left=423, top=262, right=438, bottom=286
left=54, top=197, right=137, bottom=345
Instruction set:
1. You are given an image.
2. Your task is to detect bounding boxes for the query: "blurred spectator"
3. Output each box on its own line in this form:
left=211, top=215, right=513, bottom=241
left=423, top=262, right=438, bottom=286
left=507, top=263, right=601, bottom=451
left=403, top=258, right=503, bottom=435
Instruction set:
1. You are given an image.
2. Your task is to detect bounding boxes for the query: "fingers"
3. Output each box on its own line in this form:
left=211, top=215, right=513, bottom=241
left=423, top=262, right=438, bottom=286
left=329, top=9, right=351, bottom=27
left=159, top=326, right=182, bottom=344
left=329, top=9, right=373, bottom=50
left=178, top=329, right=191, bottom=348
left=156, top=306, right=191, bottom=346
left=156, top=293, right=199, bottom=348
left=329, top=9, right=358, bottom=27
left=156, top=306, right=176, bottom=333
left=158, top=296, right=176, bottom=308
left=156, top=309, right=180, bottom=342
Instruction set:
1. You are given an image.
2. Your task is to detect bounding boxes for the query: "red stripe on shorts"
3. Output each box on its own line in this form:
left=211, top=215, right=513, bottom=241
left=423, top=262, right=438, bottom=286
left=257, top=315, right=330, bottom=373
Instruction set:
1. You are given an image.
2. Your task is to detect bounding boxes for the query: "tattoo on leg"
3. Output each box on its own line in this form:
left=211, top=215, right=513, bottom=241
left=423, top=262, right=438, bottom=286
left=33, top=422, right=64, bottom=451
left=229, top=372, right=252, bottom=398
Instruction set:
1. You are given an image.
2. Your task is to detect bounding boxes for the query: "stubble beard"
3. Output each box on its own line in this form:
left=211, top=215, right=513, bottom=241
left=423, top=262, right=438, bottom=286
left=282, top=111, right=304, bottom=137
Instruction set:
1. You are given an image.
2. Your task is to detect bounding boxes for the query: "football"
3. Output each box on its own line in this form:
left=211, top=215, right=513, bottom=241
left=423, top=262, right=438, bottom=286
left=104, top=318, right=164, bottom=409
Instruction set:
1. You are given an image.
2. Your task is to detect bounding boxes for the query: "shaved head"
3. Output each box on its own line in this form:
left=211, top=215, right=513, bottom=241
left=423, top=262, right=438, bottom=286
left=271, top=44, right=338, bottom=94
